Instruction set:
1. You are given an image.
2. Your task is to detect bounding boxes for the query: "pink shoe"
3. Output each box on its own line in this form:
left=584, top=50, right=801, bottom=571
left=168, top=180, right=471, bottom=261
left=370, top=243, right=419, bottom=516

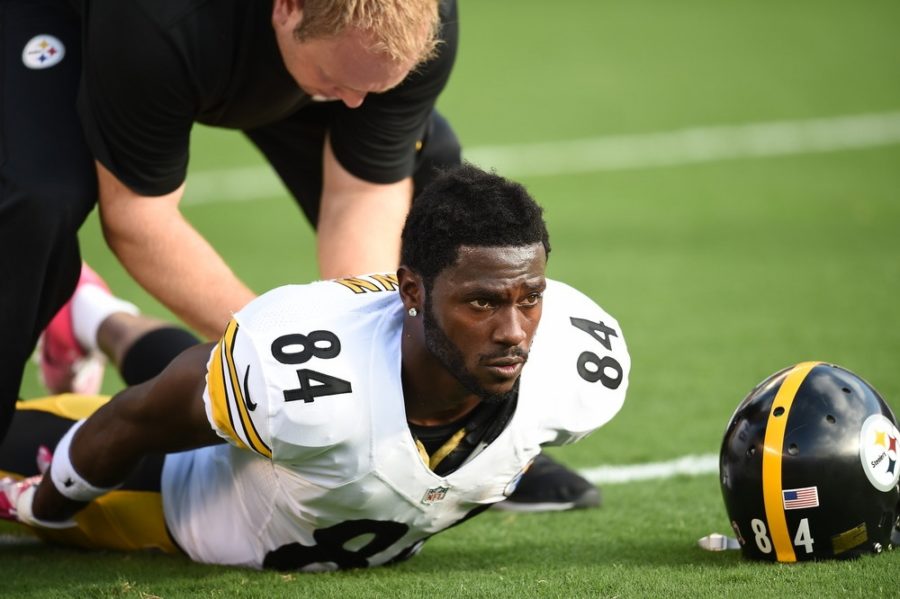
left=37, top=263, right=108, bottom=394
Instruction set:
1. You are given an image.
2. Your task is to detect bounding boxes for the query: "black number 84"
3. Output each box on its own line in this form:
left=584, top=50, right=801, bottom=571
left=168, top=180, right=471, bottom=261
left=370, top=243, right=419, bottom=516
left=569, top=317, right=623, bottom=390
left=271, top=330, right=353, bottom=403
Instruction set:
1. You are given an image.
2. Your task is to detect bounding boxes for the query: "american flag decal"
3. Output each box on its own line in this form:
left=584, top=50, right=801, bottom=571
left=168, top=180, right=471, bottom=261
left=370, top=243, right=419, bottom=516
left=782, top=486, right=819, bottom=510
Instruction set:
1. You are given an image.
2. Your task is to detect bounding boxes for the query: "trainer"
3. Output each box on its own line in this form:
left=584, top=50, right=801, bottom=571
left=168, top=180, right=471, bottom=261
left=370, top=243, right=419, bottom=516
left=0, top=0, right=456, bottom=436
left=1, top=0, right=594, bottom=510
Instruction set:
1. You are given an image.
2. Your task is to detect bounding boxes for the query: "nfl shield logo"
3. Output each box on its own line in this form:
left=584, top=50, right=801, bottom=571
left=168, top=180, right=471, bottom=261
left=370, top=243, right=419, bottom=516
left=421, top=485, right=449, bottom=505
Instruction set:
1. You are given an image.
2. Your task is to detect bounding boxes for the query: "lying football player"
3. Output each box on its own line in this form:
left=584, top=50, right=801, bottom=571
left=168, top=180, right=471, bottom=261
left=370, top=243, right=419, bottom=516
left=0, top=164, right=630, bottom=571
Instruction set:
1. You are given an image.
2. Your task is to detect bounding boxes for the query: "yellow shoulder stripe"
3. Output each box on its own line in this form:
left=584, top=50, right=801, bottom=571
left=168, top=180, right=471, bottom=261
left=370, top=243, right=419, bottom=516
left=761, top=360, right=821, bottom=563
left=222, top=320, right=272, bottom=459
left=206, top=336, right=248, bottom=451
left=369, top=273, right=399, bottom=291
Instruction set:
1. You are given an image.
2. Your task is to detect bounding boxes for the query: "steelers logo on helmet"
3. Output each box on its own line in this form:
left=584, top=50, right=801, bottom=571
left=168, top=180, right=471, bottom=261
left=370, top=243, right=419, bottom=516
left=719, top=362, right=900, bottom=562
left=859, top=414, right=900, bottom=492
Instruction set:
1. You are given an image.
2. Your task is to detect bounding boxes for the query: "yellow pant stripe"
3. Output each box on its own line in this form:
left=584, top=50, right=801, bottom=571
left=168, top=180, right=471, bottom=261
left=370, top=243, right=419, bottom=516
left=761, top=361, right=820, bottom=562
left=17, top=394, right=110, bottom=418
left=8, top=395, right=181, bottom=555
left=36, top=490, right=180, bottom=554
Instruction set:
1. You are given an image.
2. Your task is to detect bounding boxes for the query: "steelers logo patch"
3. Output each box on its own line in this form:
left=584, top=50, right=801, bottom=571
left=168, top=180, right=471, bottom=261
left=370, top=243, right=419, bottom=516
left=859, top=414, right=900, bottom=492
left=22, top=35, right=66, bottom=70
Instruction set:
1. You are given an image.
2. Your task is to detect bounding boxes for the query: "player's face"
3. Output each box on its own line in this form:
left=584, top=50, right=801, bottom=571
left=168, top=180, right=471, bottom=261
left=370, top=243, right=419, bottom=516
left=424, top=244, right=547, bottom=400
left=273, top=5, right=416, bottom=108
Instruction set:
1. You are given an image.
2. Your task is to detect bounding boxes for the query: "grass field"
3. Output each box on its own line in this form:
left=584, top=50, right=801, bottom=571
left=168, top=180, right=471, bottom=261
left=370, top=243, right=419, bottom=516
left=5, top=0, right=900, bottom=596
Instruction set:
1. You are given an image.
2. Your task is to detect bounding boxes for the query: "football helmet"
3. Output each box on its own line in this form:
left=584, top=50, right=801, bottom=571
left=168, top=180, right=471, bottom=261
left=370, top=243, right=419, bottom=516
left=720, top=361, right=900, bottom=561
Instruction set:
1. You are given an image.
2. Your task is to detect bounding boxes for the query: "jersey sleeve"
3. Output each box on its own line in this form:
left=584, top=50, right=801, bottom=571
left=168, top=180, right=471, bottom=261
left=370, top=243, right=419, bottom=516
left=520, top=280, right=631, bottom=447
left=202, top=279, right=399, bottom=463
left=204, top=318, right=273, bottom=459
left=328, top=0, right=458, bottom=184
left=77, top=2, right=195, bottom=196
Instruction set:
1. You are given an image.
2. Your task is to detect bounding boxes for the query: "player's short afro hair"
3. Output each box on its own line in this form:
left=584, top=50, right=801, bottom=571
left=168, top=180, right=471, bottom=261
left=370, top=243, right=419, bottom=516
left=400, top=163, right=550, bottom=286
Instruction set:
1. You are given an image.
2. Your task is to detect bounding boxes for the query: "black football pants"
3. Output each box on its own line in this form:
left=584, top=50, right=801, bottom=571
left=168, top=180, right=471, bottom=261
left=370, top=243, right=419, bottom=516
left=0, top=0, right=95, bottom=441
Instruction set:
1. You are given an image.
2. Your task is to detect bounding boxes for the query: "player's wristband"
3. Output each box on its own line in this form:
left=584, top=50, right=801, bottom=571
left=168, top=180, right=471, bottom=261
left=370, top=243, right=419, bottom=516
left=50, top=419, right=121, bottom=502
left=12, top=481, right=77, bottom=529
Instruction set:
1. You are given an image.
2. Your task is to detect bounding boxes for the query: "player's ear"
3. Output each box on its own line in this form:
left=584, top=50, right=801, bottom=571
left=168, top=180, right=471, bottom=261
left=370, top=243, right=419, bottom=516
left=397, top=266, right=424, bottom=313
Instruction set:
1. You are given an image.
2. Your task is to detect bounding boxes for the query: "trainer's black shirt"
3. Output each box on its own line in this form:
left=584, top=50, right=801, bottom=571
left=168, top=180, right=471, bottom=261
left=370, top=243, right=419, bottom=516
left=75, top=0, right=458, bottom=196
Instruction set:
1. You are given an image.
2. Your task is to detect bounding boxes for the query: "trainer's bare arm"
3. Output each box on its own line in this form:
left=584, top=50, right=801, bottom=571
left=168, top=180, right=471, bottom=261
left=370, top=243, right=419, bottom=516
left=99, top=146, right=414, bottom=332
left=31, top=343, right=222, bottom=522
left=316, top=136, right=413, bottom=279
left=97, top=161, right=255, bottom=340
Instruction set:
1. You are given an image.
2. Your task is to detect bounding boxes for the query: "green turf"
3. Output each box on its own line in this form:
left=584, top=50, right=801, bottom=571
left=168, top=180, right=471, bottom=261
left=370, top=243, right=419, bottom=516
left=7, top=0, right=900, bottom=595
left=2, top=477, right=898, bottom=597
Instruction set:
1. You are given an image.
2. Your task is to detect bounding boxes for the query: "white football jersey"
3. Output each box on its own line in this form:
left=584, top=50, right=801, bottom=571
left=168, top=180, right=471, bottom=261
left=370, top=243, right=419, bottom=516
left=162, top=274, right=630, bottom=570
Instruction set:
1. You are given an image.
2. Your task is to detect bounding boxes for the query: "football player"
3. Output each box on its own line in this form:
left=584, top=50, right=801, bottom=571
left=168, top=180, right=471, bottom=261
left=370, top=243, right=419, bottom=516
left=0, top=164, right=630, bottom=570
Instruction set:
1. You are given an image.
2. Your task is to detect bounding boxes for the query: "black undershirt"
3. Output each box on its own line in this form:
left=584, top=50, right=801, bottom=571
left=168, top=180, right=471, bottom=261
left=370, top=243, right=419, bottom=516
left=408, top=396, right=518, bottom=477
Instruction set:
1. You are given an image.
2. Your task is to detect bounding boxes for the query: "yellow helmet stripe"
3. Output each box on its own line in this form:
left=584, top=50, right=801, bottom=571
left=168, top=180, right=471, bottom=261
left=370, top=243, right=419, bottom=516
left=761, top=360, right=821, bottom=562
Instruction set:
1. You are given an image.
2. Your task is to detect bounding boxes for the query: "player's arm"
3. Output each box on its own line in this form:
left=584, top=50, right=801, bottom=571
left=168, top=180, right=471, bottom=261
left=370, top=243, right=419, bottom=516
left=97, top=161, right=256, bottom=340
left=29, top=342, right=221, bottom=523
left=316, top=136, right=413, bottom=279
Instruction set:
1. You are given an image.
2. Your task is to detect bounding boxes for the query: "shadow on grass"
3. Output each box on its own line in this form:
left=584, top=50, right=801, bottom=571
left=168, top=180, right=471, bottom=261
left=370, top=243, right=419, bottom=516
left=401, top=532, right=744, bottom=574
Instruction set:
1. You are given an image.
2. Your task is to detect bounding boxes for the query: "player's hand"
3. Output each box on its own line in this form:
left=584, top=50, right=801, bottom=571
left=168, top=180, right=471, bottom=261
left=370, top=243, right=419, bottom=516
left=0, top=446, right=77, bottom=529
left=0, top=474, right=42, bottom=523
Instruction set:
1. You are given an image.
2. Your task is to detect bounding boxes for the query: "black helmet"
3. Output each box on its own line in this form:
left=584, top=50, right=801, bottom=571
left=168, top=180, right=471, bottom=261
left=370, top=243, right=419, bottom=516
left=720, top=361, right=900, bottom=561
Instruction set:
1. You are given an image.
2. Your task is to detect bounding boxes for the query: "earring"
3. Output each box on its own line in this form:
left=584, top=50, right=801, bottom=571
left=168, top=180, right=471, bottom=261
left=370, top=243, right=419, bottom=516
left=408, top=307, right=418, bottom=317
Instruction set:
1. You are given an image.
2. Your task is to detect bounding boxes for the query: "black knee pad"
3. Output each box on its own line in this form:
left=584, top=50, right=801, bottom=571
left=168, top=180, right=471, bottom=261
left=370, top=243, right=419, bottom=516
left=120, top=327, right=201, bottom=385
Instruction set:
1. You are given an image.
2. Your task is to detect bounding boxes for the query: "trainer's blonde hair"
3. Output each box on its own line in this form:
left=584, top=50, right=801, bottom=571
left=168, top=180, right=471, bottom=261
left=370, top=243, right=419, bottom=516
left=294, top=0, right=441, bottom=64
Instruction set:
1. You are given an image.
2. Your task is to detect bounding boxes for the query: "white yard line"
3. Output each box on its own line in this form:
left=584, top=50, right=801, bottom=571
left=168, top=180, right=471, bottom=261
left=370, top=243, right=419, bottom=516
left=579, top=453, right=719, bottom=485
left=465, top=110, right=900, bottom=177
left=184, top=110, right=900, bottom=205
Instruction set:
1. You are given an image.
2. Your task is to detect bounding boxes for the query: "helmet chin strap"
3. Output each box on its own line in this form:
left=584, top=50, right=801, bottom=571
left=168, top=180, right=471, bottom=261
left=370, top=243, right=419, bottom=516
left=697, top=533, right=741, bottom=552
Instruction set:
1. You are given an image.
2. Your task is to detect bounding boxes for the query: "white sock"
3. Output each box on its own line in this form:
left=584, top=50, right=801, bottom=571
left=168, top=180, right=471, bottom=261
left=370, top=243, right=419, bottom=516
left=71, top=285, right=140, bottom=351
